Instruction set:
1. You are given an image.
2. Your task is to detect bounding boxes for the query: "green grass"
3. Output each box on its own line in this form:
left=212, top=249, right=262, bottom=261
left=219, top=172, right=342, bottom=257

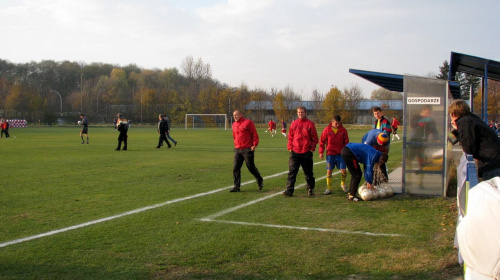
left=0, top=126, right=461, bottom=279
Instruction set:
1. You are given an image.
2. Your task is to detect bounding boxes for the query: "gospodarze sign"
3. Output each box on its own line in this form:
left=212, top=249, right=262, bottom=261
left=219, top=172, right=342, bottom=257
left=406, top=97, right=441, bottom=105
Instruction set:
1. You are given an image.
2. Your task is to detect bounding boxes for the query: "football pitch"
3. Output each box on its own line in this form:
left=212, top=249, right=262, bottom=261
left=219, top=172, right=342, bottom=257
left=0, top=126, right=461, bottom=279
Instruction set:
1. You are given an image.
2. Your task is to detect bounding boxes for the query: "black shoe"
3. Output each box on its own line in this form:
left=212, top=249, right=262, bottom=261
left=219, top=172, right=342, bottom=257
left=282, top=190, right=293, bottom=197
left=258, top=180, right=263, bottom=190
left=168, top=145, right=172, bottom=148
left=308, top=189, right=314, bottom=196
left=174, top=142, right=177, bottom=146
left=122, top=148, right=127, bottom=151
left=230, top=188, right=240, bottom=192
left=81, top=142, right=85, bottom=144
left=115, top=148, right=120, bottom=151
left=155, top=146, right=160, bottom=149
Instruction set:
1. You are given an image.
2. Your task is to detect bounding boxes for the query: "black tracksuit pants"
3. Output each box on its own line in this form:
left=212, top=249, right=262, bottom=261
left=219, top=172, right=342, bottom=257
left=233, top=148, right=263, bottom=189
left=341, top=146, right=362, bottom=196
left=286, top=151, right=315, bottom=193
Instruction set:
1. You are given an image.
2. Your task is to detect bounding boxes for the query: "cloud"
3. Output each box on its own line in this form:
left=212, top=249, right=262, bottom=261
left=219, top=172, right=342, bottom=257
left=1, top=0, right=500, bottom=99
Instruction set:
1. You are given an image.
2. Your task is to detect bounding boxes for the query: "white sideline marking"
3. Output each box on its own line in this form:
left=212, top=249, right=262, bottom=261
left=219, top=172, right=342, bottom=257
left=0, top=162, right=323, bottom=248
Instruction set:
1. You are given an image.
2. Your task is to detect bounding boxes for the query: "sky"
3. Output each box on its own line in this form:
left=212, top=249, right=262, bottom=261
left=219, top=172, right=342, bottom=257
left=1, top=0, right=499, bottom=99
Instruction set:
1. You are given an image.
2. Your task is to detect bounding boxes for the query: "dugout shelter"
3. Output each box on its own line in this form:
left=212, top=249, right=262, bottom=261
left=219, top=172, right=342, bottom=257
left=352, top=51, right=500, bottom=279
left=350, top=52, right=500, bottom=197
left=349, top=70, right=458, bottom=196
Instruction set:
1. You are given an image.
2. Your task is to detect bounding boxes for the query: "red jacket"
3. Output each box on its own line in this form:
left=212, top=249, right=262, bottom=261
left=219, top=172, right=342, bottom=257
left=319, top=123, right=349, bottom=156
left=287, top=117, right=318, bottom=153
left=232, top=117, right=259, bottom=149
left=391, top=118, right=400, bottom=129
left=268, top=120, right=276, bottom=129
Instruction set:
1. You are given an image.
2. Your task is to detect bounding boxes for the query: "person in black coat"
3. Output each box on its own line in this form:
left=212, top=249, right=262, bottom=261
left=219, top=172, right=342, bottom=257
left=115, top=113, right=129, bottom=151
left=156, top=114, right=172, bottom=149
left=449, top=100, right=500, bottom=180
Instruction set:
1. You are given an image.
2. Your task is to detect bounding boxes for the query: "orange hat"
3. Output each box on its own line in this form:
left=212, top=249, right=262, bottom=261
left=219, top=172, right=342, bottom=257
left=377, top=133, right=389, bottom=145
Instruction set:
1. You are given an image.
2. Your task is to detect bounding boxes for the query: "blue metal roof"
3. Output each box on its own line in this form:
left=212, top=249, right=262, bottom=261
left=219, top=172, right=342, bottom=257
left=349, top=69, right=404, bottom=92
left=449, top=52, right=500, bottom=82
left=349, top=68, right=461, bottom=99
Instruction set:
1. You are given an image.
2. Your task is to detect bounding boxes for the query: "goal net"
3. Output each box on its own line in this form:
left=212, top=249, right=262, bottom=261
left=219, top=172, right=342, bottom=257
left=185, top=114, right=228, bottom=130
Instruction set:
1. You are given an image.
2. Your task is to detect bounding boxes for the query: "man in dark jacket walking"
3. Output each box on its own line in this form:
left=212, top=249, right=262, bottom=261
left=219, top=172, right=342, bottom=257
left=156, top=114, right=172, bottom=149
left=449, top=100, right=500, bottom=180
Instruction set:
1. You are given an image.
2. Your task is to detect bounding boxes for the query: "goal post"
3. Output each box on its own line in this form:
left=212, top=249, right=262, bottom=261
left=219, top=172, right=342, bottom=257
left=185, top=114, right=228, bottom=130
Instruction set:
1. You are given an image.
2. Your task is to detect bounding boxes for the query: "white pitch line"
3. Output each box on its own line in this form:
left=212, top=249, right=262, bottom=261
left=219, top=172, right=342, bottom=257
left=0, top=161, right=324, bottom=248
left=199, top=172, right=404, bottom=238
left=201, top=175, right=328, bottom=220
left=200, top=219, right=403, bottom=237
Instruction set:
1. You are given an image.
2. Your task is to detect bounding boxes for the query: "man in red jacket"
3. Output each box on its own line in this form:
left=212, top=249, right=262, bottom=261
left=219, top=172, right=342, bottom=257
left=283, top=106, right=319, bottom=197
left=318, top=115, right=349, bottom=195
left=391, top=116, right=400, bottom=141
left=265, top=119, right=276, bottom=137
left=230, top=110, right=264, bottom=192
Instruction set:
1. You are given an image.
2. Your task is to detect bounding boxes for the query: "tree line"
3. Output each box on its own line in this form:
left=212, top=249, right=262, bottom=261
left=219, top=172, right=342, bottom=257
left=0, top=56, right=491, bottom=125
left=0, top=56, right=367, bottom=125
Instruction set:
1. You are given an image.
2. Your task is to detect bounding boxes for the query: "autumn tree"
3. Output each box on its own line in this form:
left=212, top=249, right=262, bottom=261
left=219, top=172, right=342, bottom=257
left=108, top=68, right=129, bottom=104
left=473, top=80, right=500, bottom=121
left=321, top=86, right=344, bottom=123
left=273, top=92, right=287, bottom=122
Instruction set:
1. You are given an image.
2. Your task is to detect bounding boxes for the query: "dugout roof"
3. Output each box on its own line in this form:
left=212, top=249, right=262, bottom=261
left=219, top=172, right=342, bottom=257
left=349, top=68, right=461, bottom=99
left=449, top=52, right=500, bottom=82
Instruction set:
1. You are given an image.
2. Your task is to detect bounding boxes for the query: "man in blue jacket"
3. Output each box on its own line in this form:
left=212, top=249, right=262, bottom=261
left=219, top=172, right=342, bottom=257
left=341, top=143, right=388, bottom=201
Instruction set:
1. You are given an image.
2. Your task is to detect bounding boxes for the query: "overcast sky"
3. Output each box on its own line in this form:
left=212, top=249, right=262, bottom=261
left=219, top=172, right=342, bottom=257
left=1, top=0, right=499, bottom=99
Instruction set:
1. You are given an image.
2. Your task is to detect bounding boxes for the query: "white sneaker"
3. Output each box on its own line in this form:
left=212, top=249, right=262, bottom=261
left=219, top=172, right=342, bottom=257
left=323, top=189, right=331, bottom=195
left=341, top=184, right=348, bottom=193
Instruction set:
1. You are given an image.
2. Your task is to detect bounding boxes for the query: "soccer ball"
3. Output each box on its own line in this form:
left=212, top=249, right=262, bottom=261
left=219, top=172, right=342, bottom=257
left=360, top=189, right=373, bottom=201
left=77, top=121, right=82, bottom=125
left=385, top=186, right=394, bottom=197
left=357, top=184, right=367, bottom=195
left=378, top=187, right=387, bottom=198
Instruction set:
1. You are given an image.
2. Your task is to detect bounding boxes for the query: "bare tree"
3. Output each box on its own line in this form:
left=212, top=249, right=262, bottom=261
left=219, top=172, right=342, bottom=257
left=370, top=88, right=402, bottom=100
left=310, top=89, right=324, bottom=121
left=343, top=84, right=364, bottom=124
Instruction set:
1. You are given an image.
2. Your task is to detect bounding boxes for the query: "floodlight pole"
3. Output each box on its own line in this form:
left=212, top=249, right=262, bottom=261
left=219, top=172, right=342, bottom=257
left=50, top=90, right=63, bottom=114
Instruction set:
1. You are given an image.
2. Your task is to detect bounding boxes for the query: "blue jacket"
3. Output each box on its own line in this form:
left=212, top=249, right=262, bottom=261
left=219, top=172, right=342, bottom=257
left=346, top=143, right=382, bottom=184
